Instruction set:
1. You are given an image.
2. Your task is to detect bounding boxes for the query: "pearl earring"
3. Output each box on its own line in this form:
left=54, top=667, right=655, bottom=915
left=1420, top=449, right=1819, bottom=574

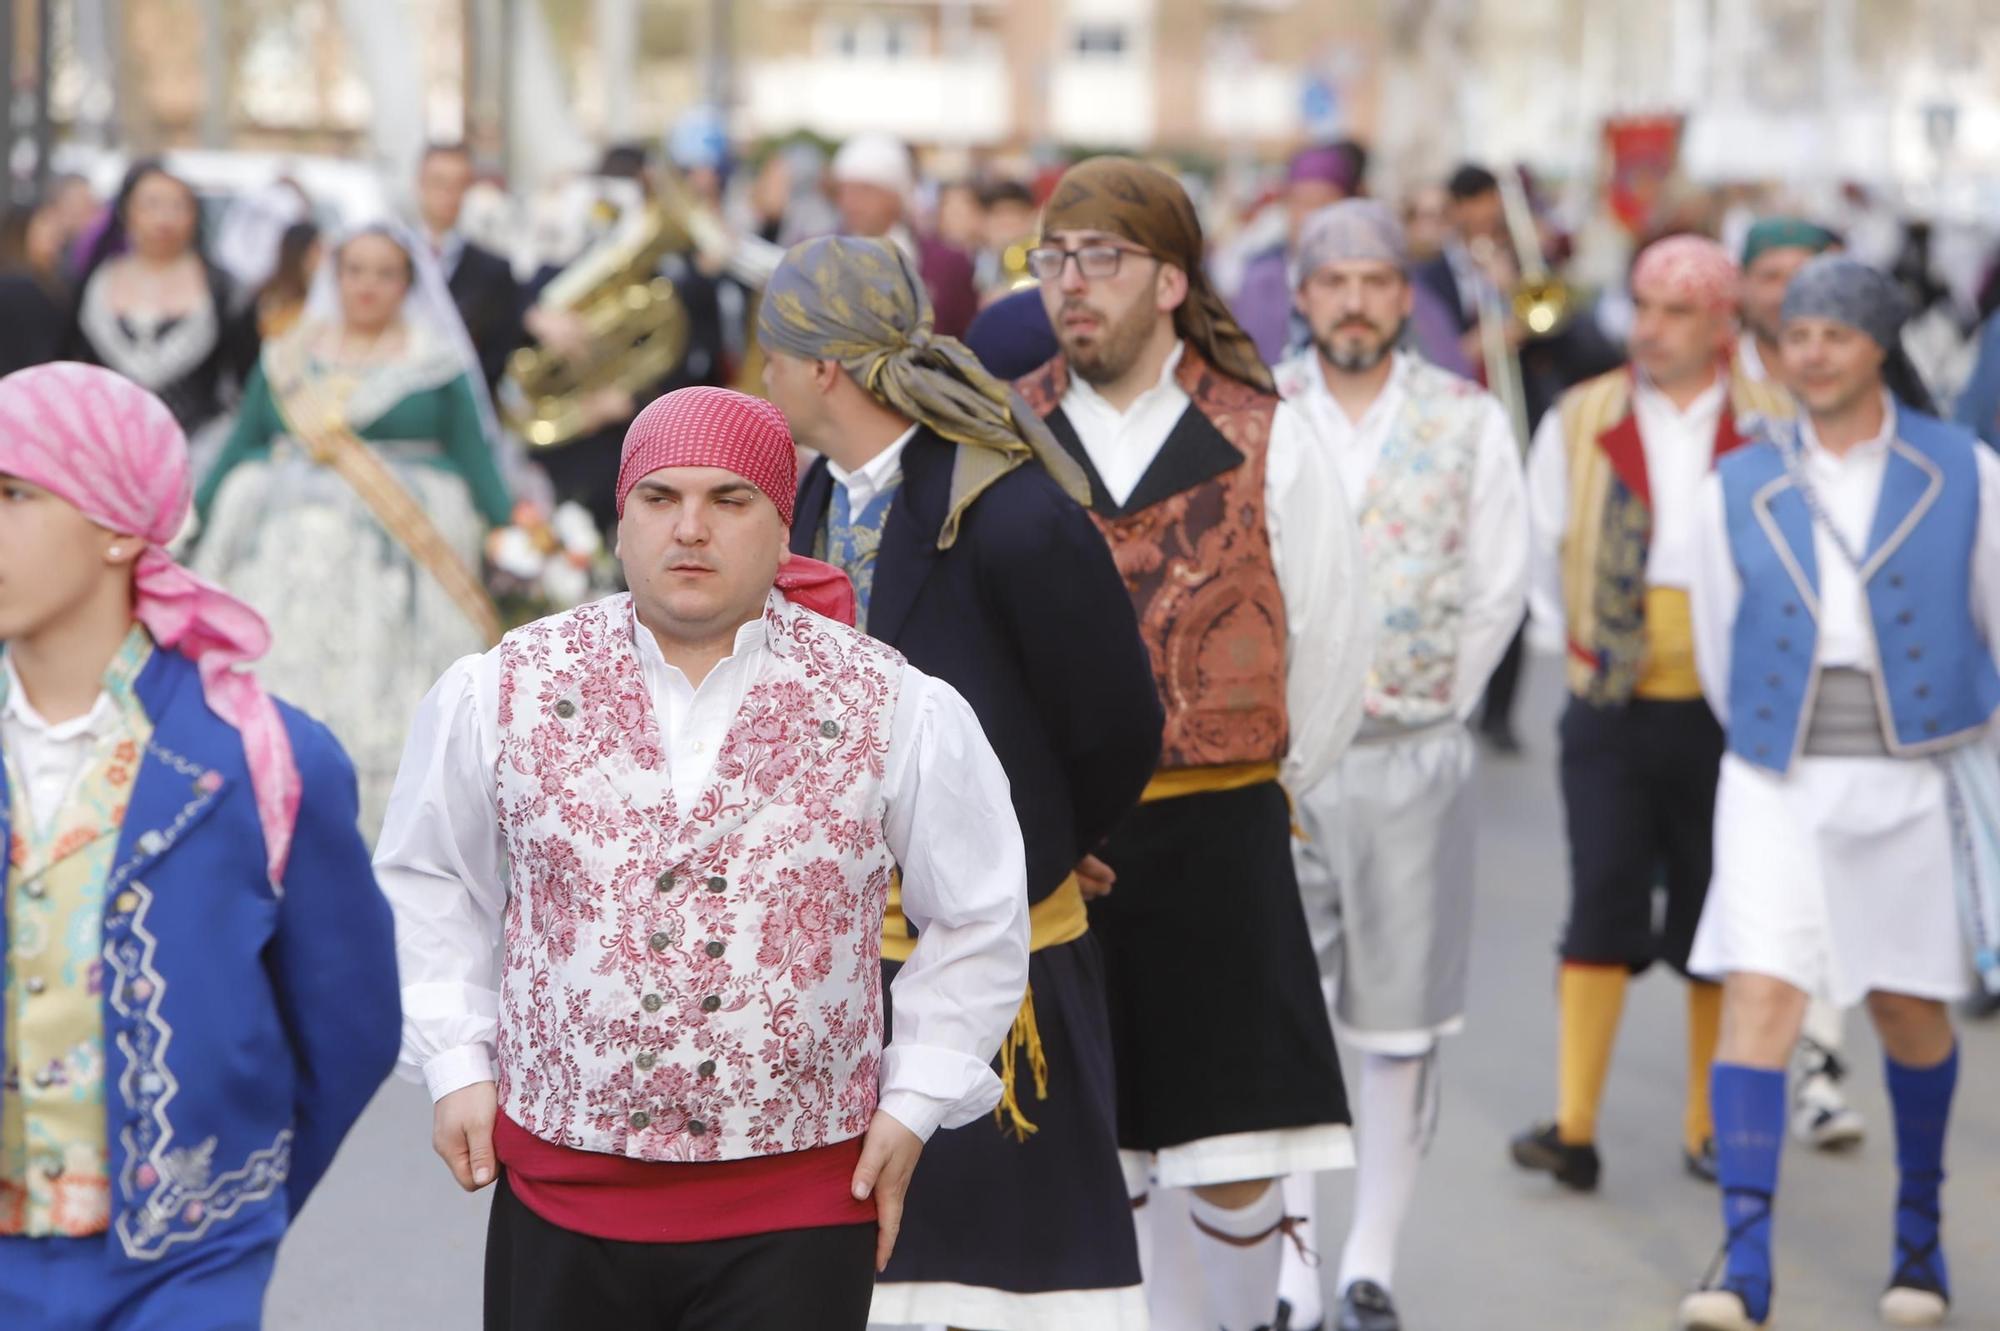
left=108, top=546, right=123, bottom=557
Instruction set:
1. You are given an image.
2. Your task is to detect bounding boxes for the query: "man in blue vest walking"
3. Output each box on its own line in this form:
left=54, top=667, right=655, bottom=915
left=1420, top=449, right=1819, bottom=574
left=1678, top=255, right=2000, bottom=1330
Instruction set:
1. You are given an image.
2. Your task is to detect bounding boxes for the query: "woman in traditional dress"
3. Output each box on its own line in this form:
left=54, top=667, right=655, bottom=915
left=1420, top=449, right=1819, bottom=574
left=63, top=160, right=257, bottom=441
left=193, top=221, right=512, bottom=835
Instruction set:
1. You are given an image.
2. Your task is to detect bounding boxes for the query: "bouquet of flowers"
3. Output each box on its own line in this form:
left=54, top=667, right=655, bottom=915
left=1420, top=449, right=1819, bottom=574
left=486, top=501, right=612, bottom=627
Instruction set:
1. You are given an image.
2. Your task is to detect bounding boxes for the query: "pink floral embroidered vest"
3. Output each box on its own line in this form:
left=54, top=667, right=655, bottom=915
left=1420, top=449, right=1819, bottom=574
left=492, top=592, right=903, bottom=1162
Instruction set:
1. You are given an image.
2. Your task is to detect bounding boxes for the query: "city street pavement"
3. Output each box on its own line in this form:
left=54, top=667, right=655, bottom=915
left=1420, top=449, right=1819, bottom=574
left=266, top=652, right=2000, bottom=1329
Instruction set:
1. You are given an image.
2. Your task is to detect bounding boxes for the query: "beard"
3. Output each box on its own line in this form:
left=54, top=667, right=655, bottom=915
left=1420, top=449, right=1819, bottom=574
left=1059, top=294, right=1161, bottom=386
left=1314, top=316, right=1404, bottom=373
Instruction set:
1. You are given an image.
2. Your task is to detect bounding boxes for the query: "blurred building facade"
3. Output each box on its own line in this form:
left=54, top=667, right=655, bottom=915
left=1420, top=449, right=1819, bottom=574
left=9, top=0, right=2000, bottom=206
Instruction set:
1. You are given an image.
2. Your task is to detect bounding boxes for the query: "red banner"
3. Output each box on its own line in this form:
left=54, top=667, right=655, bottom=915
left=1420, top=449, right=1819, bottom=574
left=1603, top=115, right=1684, bottom=234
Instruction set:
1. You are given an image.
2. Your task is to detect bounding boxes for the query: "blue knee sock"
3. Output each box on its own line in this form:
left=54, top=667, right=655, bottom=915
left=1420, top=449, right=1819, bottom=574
left=1884, top=1044, right=1957, bottom=1299
left=1711, top=1063, right=1785, bottom=1322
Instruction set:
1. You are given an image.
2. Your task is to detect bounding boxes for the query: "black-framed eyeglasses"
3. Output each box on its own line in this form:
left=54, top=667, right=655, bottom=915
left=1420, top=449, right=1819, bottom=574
left=1025, top=244, right=1151, bottom=281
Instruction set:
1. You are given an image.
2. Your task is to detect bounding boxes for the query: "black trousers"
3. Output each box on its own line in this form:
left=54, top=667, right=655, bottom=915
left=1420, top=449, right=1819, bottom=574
left=1556, top=697, right=1725, bottom=976
left=484, top=1173, right=877, bottom=1331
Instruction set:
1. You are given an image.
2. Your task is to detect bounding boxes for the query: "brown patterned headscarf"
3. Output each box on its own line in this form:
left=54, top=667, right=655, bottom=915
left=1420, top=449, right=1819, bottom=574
left=1040, top=156, right=1275, bottom=393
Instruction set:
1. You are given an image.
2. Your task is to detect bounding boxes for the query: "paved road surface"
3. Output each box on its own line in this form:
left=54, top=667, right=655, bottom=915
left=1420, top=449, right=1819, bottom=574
left=267, top=654, right=2000, bottom=1329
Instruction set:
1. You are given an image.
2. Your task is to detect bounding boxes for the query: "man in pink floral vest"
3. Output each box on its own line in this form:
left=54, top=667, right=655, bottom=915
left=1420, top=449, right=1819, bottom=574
left=375, top=386, right=1030, bottom=1330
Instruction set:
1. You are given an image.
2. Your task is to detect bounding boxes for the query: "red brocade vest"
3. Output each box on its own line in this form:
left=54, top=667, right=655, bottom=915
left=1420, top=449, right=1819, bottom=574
left=491, top=592, right=903, bottom=1162
left=1018, top=345, right=1289, bottom=771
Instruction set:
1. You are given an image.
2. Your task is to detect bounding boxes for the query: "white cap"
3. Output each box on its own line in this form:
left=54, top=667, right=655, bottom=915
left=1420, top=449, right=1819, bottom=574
left=830, top=132, right=914, bottom=197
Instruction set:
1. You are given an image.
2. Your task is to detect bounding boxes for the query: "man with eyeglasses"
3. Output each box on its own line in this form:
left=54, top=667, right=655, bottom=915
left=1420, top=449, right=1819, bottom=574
left=1266, top=200, right=1527, bottom=1331
left=1015, top=156, right=1371, bottom=1331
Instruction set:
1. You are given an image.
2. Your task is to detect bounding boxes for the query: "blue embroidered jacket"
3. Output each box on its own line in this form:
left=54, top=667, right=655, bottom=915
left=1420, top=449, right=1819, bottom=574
left=1719, top=402, right=2000, bottom=774
left=0, top=647, right=400, bottom=1261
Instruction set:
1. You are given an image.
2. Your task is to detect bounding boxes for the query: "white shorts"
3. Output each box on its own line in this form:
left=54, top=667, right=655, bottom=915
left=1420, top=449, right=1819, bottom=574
left=1293, top=725, right=1478, bottom=1053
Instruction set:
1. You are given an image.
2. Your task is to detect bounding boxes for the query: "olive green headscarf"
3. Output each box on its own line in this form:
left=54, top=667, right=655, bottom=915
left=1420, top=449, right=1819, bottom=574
left=757, top=235, right=1090, bottom=549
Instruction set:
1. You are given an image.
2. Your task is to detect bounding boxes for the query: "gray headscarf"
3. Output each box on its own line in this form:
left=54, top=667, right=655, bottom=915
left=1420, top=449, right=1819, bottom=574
left=757, top=234, right=1089, bottom=548
left=1290, top=199, right=1408, bottom=289
left=1780, top=254, right=1910, bottom=352
left=1780, top=253, right=1936, bottom=412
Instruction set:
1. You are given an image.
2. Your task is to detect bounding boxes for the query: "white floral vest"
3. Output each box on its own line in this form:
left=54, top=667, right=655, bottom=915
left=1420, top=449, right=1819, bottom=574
left=491, top=591, right=904, bottom=1162
left=1278, top=353, right=1488, bottom=727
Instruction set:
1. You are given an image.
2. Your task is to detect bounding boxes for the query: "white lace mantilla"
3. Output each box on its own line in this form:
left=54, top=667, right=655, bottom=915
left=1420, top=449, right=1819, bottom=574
left=78, top=269, right=219, bottom=391
left=261, top=320, right=465, bottom=433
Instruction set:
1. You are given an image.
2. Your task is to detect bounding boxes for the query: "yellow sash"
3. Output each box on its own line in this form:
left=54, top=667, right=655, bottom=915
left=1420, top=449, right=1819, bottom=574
left=269, top=362, right=501, bottom=646
left=881, top=873, right=1089, bottom=1140
left=1140, top=760, right=1282, bottom=804
left=1635, top=587, right=1704, bottom=701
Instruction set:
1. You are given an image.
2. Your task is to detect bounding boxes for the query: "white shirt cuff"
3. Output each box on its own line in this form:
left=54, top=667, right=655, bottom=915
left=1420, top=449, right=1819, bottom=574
left=876, top=1089, right=951, bottom=1143
left=880, top=1043, right=1004, bottom=1137
left=422, top=1044, right=496, bottom=1102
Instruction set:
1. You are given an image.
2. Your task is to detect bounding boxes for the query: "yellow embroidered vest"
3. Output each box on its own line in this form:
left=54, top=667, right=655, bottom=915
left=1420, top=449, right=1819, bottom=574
left=0, top=629, right=151, bottom=1237
left=1557, top=366, right=1793, bottom=705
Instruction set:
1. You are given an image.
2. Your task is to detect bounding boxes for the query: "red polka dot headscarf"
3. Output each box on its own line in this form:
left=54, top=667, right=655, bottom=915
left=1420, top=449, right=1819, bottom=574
left=1631, top=234, right=1739, bottom=310
left=615, top=387, right=797, bottom=525
left=612, top=386, right=858, bottom=626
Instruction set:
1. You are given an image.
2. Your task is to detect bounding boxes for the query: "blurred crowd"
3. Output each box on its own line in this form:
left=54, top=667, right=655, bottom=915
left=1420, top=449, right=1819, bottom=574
left=8, top=121, right=2000, bottom=782
left=12, top=122, right=2000, bottom=471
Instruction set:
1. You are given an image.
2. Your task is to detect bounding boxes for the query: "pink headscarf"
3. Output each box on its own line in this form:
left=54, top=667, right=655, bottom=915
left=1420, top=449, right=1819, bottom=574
left=0, top=363, right=301, bottom=880
left=616, top=387, right=799, bottom=525
left=1631, top=234, right=1739, bottom=310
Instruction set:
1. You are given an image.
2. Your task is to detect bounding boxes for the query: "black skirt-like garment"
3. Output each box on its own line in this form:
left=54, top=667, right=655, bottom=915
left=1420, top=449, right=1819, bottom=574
left=1090, top=780, right=1350, bottom=1152
left=878, top=932, right=1143, bottom=1312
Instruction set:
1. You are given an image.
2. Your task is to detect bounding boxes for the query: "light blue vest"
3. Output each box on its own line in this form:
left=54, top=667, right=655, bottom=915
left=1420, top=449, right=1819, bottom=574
left=1718, top=403, right=2000, bottom=775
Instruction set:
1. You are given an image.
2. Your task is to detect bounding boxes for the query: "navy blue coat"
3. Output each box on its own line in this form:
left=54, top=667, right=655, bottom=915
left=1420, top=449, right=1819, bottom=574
left=0, top=647, right=400, bottom=1262
left=794, top=427, right=1162, bottom=902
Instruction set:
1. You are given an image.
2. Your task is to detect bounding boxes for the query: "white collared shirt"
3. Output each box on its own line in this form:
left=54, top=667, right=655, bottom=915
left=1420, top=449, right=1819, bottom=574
left=0, top=657, right=123, bottom=839
left=1057, top=344, right=1372, bottom=793
left=1526, top=369, right=1728, bottom=642
left=374, top=600, right=1030, bottom=1142
left=825, top=424, right=919, bottom=513
left=1691, top=393, right=2000, bottom=718
left=631, top=613, right=769, bottom=814
left=1062, top=342, right=1198, bottom=507
left=1285, top=351, right=1530, bottom=720
left=1737, top=331, right=1772, bottom=385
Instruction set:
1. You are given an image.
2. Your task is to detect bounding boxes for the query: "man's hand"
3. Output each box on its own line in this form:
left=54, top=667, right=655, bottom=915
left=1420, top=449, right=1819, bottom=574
left=1076, top=853, right=1117, bottom=900
left=850, top=1110, right=924, bottom=1271
left=433, top=1081, right=499, bottom=1192
left=523, top=305, right=592, bottom=359
left=579, top=386, right=638, bottom=432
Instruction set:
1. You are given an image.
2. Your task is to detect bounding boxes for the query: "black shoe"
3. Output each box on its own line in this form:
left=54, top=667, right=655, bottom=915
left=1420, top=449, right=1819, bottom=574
left=1510, top=1120, right=1601, bottom=1191
left=1684, top=1137, right=1718, bottom=1184
left=1336, top=1280, right=1401, bottom=1331
left=1273, top=1297, right=1325, bottom=1331
left=1479, top=721, right=1523, bottom=755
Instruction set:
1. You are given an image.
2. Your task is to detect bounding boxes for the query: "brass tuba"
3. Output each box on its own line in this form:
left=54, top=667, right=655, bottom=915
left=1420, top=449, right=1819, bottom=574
left=998, top=239, right=1039, bottom=293
left=504, top=202, right=695, bottom=449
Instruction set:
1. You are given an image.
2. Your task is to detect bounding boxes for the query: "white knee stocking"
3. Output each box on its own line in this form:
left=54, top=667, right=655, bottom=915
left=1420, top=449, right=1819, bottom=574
left=1336, top=1051, right=1436, bottom=1296
left=1188, top=1184, right=1288, bottom=1331
left=1275, top=1172, right=1324, bottom=1327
